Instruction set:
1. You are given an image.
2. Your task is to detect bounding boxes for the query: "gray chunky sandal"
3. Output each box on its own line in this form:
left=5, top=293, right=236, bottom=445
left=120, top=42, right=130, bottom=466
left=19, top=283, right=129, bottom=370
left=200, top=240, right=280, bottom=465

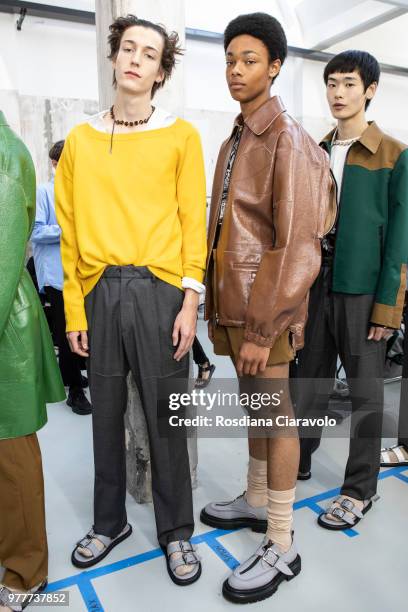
left=200, top=492, right=267, bottom=532
left=164, top=540, right=202, bottom=586
left=318, top=495, right=379, bottom=530
left=71, top=523, right=132, bottom=568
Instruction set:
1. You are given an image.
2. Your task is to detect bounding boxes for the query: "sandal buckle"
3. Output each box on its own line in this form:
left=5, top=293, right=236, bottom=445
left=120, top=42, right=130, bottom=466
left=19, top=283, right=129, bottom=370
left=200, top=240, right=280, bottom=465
left=332, top=507, right=345, bottom=520
left=340, top=498, right=354, bottom=512
left=78, top=536, right=92, bottom=547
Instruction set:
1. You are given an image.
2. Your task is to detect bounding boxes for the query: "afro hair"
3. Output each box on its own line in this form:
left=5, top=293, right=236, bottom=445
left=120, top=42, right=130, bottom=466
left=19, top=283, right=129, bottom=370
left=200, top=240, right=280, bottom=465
left=224, top=12, right=287, bottom=82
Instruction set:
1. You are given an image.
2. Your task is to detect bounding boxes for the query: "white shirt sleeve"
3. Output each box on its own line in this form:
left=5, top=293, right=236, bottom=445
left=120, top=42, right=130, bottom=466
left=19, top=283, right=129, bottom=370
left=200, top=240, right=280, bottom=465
left=182, top=277, right=206, bottom=306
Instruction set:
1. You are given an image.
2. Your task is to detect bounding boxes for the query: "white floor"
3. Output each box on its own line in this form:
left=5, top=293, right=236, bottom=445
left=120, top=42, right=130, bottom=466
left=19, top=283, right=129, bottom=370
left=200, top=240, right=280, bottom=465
left=6, top=320, right=407, bottom=611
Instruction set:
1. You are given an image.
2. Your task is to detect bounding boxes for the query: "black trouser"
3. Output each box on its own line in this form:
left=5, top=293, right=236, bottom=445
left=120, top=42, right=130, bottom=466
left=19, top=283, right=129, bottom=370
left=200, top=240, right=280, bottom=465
left=296, top=264, right=386, bottom=500
left=85, top=266, right=193, bottom=547
left=44, top=286, right=83, bottom=388
left=192, top=337, right=208, bottom=366
left=398, top=306, right=408, bottom=449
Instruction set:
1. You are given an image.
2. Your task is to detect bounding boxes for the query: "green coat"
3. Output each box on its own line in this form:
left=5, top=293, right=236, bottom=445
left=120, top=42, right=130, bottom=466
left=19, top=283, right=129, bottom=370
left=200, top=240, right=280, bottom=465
left=0, top=111, right=65, bottom=440
left=321, top=122, right=408, bottom=329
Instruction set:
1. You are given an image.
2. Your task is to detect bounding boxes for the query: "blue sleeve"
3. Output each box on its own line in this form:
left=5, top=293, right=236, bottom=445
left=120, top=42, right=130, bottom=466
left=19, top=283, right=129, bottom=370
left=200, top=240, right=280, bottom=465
left=31, top=185, right=61, bottom=244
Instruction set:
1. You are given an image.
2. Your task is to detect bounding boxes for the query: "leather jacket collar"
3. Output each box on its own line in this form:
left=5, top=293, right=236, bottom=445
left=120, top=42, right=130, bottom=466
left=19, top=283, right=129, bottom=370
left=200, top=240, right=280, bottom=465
left=231, top=96, right=287, bottom=137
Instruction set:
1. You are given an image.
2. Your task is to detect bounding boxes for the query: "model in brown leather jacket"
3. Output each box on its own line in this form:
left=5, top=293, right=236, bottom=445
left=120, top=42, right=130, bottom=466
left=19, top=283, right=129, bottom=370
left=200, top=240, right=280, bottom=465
left=199, top=13, right=332, bottom=605
left=205, top=86, right=332, bottom=353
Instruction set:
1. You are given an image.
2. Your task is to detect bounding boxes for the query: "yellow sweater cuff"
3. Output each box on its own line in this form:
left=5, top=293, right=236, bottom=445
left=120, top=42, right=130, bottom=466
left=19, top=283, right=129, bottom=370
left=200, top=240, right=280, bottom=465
left=183, top=267, right=205, bottom=284
left=65, top=309, right=88, bottom=333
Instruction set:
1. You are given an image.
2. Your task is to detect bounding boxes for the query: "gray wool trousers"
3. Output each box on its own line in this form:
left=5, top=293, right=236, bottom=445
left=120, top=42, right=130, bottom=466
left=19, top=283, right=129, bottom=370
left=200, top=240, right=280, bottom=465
left=85, top=265, right=193, bottom=547
left=295, top=264, right=386, bottom=500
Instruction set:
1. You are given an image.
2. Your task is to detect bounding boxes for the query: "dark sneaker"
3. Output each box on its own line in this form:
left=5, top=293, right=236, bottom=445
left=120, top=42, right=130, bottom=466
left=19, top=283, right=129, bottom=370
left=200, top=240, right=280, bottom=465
left=81, top=374, right=89, bottom=388
left=67, top=387, right=92, bottom=415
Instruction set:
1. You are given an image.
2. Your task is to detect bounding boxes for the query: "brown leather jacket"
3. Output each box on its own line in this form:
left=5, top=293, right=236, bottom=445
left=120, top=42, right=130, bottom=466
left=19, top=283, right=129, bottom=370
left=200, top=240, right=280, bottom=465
left=205, top=96, right=334, bottom=350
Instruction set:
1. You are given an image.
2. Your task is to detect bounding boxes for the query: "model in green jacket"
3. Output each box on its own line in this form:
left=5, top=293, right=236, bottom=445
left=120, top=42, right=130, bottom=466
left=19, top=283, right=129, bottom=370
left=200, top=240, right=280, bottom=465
left=0, top=111, right=65, bottom=608
left=296, top=50, right=408, bottom=532
left=321, top=122, right=408, bottom=329
left=0, top=110, right=65, bottom=439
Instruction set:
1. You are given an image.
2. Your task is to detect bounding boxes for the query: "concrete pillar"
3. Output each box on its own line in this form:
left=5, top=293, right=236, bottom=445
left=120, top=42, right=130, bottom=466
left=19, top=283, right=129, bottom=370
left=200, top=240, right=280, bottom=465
left=95, top=0, right=197, bottom=504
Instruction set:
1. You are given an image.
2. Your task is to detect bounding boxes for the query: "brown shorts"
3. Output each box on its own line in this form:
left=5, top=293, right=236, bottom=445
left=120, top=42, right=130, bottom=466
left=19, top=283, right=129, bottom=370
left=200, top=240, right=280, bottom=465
left=213, top=325, right=295, bottom=366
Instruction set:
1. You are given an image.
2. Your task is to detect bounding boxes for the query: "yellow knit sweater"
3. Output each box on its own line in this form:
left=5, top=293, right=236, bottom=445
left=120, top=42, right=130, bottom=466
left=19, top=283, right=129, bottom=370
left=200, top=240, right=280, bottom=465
left=55, top=118, right=207, bottom=331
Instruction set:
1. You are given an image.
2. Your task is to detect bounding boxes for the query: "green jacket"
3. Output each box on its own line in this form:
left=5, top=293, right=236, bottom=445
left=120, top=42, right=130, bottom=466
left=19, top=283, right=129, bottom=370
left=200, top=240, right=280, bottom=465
left=0, top=111, right=65, bottom=440
left=321, top=122, right=408, bottom=328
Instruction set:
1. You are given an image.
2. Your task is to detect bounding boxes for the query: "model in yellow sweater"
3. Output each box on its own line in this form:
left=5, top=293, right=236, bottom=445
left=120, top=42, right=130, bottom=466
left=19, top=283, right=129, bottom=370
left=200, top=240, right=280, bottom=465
left=55, top=116, right=207, bottom=332
left=55, top=15, right=206, bottom=586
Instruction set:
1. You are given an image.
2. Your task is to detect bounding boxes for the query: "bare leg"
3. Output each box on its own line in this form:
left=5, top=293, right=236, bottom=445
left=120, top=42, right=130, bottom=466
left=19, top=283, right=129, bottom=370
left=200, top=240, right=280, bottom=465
left=256, top=363, right=299, bottom=491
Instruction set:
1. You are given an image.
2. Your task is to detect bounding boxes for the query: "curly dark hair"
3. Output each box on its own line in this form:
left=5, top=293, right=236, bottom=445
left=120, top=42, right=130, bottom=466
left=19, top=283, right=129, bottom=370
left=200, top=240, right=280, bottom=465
left=107, top=14, right=184, bottom=98
left=324, top=50, right=380, bottom=109
left=224, top=13, right=287, bottom=83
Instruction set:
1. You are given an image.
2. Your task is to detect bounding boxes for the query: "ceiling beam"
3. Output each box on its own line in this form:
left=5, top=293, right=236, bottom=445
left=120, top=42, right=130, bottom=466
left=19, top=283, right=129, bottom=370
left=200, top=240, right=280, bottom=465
left=296, top=0, right=367, bottom=30
left=378, top=0, right=408, bottom=7
left=0, top=1, right=95, bottom=25
left=296, top=0, right=407, bottom=50
left=311, top=6, right=407, bottom=49
left=186, top=30, right=408, bottom=77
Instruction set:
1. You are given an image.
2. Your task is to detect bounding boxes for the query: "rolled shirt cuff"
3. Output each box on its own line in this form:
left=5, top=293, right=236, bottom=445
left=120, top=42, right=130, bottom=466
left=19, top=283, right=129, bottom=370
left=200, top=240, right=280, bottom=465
left=182, top=277, right=205, bottom=294
left=182, top=276, right=206, bottom=306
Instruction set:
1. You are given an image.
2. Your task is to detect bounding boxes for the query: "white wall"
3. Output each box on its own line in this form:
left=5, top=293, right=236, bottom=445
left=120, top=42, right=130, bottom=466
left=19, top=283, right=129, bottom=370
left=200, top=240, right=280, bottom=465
left=327, top=12, right=408, bottom=68
left=185, top=38, right=301, bottom=115
left=1, top=7, right=407, bottom=185
left=0, top=13, right=97, bottom=100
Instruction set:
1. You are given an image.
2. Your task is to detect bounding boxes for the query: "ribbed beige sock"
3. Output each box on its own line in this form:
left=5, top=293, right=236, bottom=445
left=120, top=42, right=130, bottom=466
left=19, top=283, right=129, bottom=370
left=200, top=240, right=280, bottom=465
left=266, top=488, right=296, bottom=553
left=245, top=456, right=268, bottom=507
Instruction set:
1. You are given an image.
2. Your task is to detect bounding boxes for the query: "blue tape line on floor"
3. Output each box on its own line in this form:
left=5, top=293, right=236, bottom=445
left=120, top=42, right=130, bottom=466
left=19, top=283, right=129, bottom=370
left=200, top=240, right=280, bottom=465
left=77, top=577, right=104, bottom=612
left=294, top=464, right=406, bottom=509
left=394, top=472, right=408, bottom=484
left=46, top=547, right=164, bottom=592
left=203, top=537, right=240, bottom=570
left=44, top=465, right=408, bottom=611
left=195, top=528, right=240, bottom=542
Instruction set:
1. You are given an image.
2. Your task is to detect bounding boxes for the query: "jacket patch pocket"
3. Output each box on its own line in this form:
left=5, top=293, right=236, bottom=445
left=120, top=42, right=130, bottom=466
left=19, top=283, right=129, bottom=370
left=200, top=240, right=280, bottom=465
left=217, top=259, right=259, bottom=322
